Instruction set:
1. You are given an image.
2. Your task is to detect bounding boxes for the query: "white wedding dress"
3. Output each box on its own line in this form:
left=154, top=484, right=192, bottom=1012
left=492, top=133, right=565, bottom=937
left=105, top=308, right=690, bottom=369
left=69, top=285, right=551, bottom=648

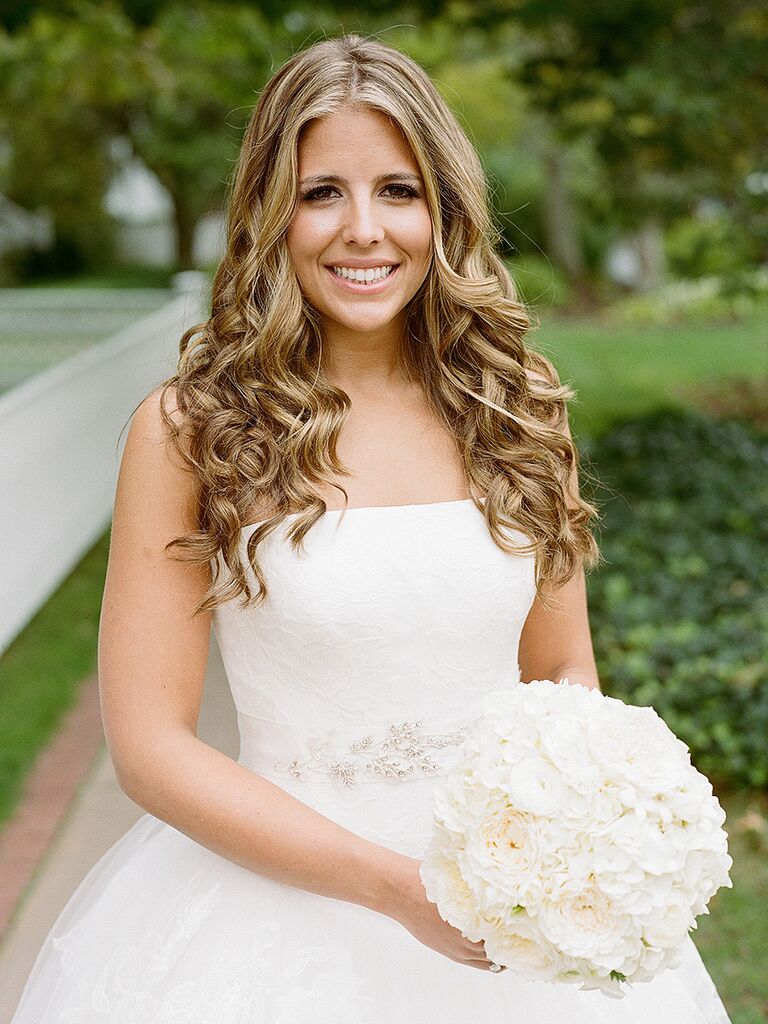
left=11, top=499, right=732, bottom=1022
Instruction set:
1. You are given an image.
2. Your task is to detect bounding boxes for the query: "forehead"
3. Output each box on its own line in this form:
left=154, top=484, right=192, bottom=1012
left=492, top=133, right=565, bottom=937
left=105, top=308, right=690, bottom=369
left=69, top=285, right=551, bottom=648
left=297, top=107, right=418, bottom=173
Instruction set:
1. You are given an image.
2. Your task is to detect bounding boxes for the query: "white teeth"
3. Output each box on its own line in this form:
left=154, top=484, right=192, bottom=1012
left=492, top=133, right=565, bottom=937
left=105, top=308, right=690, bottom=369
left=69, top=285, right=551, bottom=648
left=332, top=265, right=395, bottom=283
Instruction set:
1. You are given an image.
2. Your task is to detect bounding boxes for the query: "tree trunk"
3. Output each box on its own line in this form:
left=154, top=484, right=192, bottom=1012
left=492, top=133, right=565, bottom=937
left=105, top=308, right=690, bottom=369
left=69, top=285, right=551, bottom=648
left=635, top=216, right=666, bottom=292
left=170, top=191, right=196, bottom=270
left=541, top=142, right=585, bottom=283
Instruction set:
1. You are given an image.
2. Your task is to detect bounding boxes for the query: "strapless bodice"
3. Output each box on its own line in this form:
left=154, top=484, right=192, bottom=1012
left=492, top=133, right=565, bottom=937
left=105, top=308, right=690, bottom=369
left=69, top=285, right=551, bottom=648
left=211, top=500, right=537, bottom=792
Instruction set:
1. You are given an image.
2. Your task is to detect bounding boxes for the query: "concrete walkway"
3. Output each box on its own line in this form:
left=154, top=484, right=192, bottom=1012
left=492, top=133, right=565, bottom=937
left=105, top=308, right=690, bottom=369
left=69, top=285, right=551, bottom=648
left=0, top=632, right=238, bottom=1022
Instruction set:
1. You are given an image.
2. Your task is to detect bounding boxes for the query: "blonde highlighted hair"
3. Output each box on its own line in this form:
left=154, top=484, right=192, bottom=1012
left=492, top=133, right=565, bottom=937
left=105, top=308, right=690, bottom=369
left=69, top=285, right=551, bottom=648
left=156, top=32, right=602, bottom=614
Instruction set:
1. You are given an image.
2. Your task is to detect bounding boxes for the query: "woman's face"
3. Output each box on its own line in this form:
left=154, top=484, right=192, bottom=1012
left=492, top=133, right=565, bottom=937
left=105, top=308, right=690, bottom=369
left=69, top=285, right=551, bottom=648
left=286, top=105, right=433, bottom=341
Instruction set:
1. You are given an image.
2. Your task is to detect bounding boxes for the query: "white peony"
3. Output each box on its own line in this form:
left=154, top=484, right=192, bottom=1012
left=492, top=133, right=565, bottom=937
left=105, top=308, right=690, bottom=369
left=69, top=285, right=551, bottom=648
left=420, top=678, right=733, bottom=997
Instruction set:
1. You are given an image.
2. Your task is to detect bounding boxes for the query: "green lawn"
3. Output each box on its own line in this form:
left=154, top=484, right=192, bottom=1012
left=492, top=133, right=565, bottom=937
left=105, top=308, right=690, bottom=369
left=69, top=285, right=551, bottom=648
left=695, top=789, right=768, bottom=1024
left=23, top=264, right=178, bottom=289
left=531, top=310, right=768, bottom=439
left=0, top=529, right=110, bottom=826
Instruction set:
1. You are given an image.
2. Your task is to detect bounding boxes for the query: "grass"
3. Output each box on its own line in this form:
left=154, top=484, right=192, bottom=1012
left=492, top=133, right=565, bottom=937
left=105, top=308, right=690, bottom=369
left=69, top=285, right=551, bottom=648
left=531, top=309, right=768, bottom=439
left=695, top=789, right=768, bottom=1024
left=22, top=264, right=179, bottom=289
left=0, top=529, right=111, bottom=827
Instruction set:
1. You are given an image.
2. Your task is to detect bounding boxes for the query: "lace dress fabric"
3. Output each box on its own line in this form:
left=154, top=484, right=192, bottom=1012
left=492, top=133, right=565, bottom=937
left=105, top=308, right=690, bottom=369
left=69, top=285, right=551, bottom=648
left=10, top=500, right=732, bottom=1022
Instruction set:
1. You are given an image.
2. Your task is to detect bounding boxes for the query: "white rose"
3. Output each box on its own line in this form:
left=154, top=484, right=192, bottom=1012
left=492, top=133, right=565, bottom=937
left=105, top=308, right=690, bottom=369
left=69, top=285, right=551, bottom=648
left=481, top=909, right=560, bottom=981
left=538, top=714, right=601, bottom=791
left=535, top=884, right=636, bottom=965
left=587, top=703, right=689, bottom=792
left=501, top=755, right=570, bottom=818
left=419, top=846, right=485, bottom=941
left=460, top=798, right=547, bottom=907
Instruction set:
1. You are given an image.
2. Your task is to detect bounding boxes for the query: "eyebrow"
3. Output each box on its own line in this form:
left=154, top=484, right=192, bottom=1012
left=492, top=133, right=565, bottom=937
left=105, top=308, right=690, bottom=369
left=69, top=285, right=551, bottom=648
left=298, top=172, right=423, bottom=187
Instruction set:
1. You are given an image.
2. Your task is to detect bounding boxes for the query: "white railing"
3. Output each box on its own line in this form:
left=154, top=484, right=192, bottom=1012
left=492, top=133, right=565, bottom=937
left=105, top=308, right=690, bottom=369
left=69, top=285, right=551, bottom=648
left=0, top=274, right=209, bottom=656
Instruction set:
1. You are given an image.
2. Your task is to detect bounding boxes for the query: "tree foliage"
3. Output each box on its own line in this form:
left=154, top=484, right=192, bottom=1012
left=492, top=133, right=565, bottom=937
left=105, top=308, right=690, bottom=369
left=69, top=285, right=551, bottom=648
left=0, top=2, right=286, bottom=269
left=1, top=0, right=765, bottom=278
left=460, top=1, right=768, bottom=229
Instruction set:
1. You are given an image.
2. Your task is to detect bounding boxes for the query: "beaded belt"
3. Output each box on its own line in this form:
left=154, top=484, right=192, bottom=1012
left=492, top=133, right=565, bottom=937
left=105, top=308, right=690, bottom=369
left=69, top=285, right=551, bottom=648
left=236, top=709, right=470, bottom=787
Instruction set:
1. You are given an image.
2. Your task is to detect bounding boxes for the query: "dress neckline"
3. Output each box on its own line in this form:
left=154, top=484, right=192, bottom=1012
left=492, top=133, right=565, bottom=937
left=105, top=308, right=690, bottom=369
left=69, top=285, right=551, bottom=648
left=240, top=497, right=476, bottom=533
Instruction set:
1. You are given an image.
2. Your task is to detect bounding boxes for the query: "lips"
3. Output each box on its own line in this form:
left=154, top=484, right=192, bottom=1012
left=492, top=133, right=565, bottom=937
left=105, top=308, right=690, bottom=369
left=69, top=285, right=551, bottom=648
left=325, top=263, right=401, bottom=294
left=325, top=261, right=401, bottom=270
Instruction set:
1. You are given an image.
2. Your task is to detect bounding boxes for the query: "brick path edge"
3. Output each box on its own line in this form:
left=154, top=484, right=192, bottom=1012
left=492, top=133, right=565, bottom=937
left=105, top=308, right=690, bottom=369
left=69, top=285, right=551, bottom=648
left=0, top=674, right=105, bottom=940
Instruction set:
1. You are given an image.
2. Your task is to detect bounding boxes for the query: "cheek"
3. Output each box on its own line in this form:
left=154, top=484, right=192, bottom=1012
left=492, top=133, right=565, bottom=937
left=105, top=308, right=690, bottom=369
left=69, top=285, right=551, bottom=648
left=287, top=210, right=336, bottom=266
left=396, top=209, right=433, bottom=260
left=288, top=208, right=335, bottom=252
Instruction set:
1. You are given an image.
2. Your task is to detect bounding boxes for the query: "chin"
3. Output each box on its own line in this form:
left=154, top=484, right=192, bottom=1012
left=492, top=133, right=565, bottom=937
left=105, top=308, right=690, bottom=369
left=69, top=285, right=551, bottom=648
left=328, top=308, right=402, bottom=332
left=343, top=317, right=400, bottom=334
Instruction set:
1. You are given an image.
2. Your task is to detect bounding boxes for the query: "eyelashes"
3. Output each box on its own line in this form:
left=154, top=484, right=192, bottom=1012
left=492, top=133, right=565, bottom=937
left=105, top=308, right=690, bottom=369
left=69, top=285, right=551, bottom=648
left=300, top=183, right=423, bottom=202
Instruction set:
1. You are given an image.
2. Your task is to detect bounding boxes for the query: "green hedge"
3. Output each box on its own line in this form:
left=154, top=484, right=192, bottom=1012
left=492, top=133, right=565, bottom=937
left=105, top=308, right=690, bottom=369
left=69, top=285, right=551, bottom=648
left=583, top=409, right=768, bottom=789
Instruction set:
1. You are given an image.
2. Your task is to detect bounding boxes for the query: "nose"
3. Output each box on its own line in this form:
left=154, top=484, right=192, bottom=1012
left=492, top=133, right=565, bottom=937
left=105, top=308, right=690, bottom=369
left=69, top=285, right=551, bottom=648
left=340, top=196, right=385, bottom=247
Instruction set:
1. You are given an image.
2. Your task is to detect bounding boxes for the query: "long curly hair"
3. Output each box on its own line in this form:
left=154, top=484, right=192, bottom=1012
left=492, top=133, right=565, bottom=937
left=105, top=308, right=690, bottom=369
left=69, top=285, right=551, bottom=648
left=156, top=32, right=603, bottom=615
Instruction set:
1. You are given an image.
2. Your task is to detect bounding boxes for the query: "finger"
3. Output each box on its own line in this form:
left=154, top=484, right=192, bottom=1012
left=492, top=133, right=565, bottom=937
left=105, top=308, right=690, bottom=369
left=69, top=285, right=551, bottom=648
left=464, top=957, right=507, bottom=972
left=459, top=936, right=487, bottom=952
left=465, top=951, right=498, bottom=964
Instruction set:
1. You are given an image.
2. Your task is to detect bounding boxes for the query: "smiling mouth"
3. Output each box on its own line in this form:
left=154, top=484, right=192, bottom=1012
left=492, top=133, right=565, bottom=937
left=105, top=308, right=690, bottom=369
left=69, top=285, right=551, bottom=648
left=330, top=264, right=398, bottom=281
left=325, top=264, right=401, bottom=292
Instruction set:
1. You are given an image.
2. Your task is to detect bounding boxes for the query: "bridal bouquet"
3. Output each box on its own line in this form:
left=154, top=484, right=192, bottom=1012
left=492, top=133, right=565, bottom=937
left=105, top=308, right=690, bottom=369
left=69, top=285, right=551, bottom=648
left=419, top=679, right=733, bottom=997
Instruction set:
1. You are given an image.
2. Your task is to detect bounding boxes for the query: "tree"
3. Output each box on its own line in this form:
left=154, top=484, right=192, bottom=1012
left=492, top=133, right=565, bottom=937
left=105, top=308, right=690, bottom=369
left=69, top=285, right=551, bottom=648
left=453, top=0, right=768, bottom=281
left=124, top=3, right=281, bottom=268
left=0, top=2, right=287, bottom=271
left=0, top=7, right=137, bottom=272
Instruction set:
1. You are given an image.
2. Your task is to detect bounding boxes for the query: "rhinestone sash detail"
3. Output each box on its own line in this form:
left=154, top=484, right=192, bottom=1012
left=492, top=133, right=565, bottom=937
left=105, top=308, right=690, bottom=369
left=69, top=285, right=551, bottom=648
left=271, top=720, right=469, bottom=787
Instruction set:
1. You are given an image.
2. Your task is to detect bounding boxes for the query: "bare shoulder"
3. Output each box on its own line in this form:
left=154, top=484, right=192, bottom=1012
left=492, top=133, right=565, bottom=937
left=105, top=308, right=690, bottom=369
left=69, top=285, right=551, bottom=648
left=100, top=383, right=211, bottom=788
left=105, top=382, right=207, bottom=631
left=117, top=384, right=200, bottom=536
left=129, top=382, right=189, bottom=454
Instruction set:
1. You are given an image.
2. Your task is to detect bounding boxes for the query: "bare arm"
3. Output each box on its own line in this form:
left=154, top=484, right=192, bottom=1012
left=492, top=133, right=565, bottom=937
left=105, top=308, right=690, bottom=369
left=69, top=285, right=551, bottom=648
left=517, top=401, right=601, bottom=691
left=98, top=387, right=407, bottom=917
left=518, top=566, right=600, bottom=690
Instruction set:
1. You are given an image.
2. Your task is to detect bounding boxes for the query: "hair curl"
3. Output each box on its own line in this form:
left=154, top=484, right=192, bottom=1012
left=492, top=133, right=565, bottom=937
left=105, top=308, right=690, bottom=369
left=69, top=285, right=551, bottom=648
left=155, top=32, right=603, bottom=615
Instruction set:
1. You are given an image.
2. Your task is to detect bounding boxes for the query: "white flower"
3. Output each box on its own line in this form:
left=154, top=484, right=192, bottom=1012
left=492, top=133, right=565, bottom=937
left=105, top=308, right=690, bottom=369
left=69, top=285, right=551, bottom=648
left=538, top=714, right=601, bottom=791
left=460, top=797, right=547, bottom=907
left=419, top=842, right=485, bottom=941
left=587, top=702, right=690, bottom=793
left=501, top=756, right=569, bottom=818
left=422, top=679, right=733, bottom=996
left=642, top=893, right=696, bottom=949
left=536, top=885, right=636, bottom=965
left=482, top=909, right=561, bottom=980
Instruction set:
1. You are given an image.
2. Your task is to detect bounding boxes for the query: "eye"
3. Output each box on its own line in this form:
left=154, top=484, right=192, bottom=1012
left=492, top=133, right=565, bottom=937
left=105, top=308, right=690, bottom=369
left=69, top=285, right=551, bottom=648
left=382, top=183, right=422, bottom=199
left=301, top=185, right=338, bottom=202
left=300, top=183, right=423, bottom=202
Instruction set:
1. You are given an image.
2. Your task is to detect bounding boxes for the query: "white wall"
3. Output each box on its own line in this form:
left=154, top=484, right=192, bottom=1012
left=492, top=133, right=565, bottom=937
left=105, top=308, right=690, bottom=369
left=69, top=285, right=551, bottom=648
left=0, top=195, right=53, bottom=256
left=114, top=211, right=225, bottom=268
left=0, top=276, right=209, bottom=655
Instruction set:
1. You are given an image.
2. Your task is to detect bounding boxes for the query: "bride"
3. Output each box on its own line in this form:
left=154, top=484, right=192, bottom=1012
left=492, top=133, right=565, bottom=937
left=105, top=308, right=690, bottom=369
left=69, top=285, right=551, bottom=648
left=12, top=33, right=731, bottom=1023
